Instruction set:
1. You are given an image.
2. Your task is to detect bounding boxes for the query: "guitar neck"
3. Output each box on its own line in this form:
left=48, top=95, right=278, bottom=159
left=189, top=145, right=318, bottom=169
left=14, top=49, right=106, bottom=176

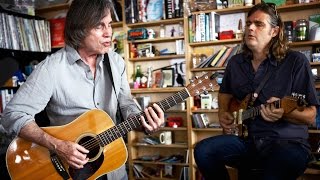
left=97, top=88, right=190, bottom=146
left=241, top=106, right=262, bottom=121
left=241, top=100, right=280, bottom=121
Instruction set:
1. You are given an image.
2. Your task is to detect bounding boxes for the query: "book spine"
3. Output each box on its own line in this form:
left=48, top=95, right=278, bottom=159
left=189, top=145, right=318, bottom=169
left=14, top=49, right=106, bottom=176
left=199, top=13, right=205, bottom=42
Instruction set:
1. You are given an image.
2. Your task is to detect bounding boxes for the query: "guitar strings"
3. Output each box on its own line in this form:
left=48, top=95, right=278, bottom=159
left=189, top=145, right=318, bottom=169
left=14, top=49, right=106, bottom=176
left=77, top=90, right=190, bottom=151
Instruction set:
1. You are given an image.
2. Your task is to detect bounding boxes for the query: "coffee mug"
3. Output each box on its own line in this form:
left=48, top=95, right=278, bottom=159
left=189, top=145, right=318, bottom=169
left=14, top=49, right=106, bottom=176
left=159, top=131, right=172, bottom=145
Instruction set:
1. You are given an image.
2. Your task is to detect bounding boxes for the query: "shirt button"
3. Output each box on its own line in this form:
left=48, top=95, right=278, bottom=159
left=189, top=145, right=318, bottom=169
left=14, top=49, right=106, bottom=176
left=97, top=103, right=100, bottom=105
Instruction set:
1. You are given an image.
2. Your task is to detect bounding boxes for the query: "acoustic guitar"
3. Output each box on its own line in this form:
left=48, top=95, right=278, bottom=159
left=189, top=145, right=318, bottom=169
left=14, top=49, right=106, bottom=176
left=229, top=93, right=307, bottom=136
left=6, top=72, right=218, bottom=180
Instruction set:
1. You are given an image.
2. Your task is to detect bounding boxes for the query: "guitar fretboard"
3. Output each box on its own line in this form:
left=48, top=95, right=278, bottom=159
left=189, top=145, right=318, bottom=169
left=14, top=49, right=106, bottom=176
left=241, top=100, right=280, bottom=121
left=97, top=88, right=190, bottom=146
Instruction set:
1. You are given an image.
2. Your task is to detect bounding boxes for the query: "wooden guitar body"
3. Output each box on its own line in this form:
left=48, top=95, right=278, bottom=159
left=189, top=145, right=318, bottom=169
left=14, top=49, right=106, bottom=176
left=6, top=109, right=127, bottom=180
left=6, top=72, right=219, bottom=179
left=229, top=94, right=251, bottom=113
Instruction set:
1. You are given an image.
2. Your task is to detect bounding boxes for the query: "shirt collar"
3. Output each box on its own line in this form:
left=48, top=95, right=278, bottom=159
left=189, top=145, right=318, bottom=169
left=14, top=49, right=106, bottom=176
left=240, top=53, right=278, bottom=67
left=66, top=45, right=82, bottom=64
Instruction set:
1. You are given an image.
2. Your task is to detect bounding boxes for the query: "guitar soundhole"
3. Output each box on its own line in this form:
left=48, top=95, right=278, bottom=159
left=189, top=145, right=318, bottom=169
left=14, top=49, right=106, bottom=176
left=78, top=136, right=101, bottom=160
left=69, top=135, right=104, bottom=180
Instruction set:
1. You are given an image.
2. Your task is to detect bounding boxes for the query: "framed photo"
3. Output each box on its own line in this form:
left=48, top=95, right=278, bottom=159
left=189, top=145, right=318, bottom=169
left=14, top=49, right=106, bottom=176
left=161, top=68, right=174, bottom=87
left=153, top=70, right=163, bottom=88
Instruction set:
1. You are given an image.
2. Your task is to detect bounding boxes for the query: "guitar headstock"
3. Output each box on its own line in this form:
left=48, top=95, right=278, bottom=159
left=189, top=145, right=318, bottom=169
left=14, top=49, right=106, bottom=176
left=186, top=72, right=219, bottom=96
left=281, top=93, right=307, bottom=113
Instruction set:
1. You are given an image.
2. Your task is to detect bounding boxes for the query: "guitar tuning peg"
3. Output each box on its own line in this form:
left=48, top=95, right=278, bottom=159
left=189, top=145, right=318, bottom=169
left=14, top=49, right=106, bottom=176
left=189, top=79, right=194, bottom=83
left=203, top=90, right=208, bottom=95
left=195, top=90, right=200, bottom=95
left=194, top=76, right=199, bottom=79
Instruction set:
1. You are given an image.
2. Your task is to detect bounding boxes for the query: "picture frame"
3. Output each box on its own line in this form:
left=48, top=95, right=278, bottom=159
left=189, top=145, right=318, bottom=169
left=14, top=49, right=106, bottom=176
left=153, top=69, right=163, bottom=88
left=161, top=68, right=174, bottom=87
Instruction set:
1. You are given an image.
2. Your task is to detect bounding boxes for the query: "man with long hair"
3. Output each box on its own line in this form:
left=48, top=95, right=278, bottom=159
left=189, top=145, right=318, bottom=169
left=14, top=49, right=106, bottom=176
left=194, top=2, right=319, bottom=180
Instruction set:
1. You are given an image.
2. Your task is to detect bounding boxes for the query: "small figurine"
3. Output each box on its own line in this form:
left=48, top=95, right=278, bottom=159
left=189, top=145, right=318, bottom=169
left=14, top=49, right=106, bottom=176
left=147, top=29, right=155, bottom=39
left=171, top=27, right=176, bottom=37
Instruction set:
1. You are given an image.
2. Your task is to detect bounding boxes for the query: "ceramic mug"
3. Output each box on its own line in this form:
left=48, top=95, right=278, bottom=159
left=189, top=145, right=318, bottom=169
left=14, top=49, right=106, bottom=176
left=159, top=131, right=172, bottom=145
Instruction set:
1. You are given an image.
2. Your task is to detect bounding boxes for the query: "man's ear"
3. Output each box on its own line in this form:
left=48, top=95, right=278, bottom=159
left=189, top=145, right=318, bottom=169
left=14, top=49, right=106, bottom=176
left=272, top=26, right=280, bottom=37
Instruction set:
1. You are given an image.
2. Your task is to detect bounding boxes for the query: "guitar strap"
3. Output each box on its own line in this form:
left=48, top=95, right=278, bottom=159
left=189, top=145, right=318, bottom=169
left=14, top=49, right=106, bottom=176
left=103, top=53, right=124, bottom=125
left=250, top=63, right=279, bottom=106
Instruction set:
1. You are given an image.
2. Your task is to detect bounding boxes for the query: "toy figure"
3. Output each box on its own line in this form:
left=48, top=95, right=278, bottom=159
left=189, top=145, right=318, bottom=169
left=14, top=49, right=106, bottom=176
left=148, top=29, right=155, bottom=39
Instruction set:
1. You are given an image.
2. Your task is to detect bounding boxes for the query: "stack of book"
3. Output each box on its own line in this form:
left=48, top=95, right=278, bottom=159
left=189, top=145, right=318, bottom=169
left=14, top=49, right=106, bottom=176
left=195, top=44, right=242, bottom=68
left=192, top=113, right=209, bottom=128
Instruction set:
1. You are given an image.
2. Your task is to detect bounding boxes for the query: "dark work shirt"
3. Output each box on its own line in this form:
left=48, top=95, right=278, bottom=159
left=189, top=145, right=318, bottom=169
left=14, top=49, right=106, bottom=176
left=220, top=50, right=319, bottom=141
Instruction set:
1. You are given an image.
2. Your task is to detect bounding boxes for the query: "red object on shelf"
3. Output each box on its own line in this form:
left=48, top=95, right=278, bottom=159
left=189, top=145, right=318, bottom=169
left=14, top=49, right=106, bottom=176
left=167, top=117, right=183, bottom=127
left=219, top=30, right=234, bottom=40
left=49, top=18, right=66, bottom=47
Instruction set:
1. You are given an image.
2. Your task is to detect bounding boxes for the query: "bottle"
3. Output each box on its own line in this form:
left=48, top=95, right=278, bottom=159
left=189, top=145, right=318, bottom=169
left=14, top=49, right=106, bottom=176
left=178, top=22, right=184, bottom=36
left=160, top=24, right=165, bottom=38
left=134, top=65, right=143, bottom=88
left=296, top=19, right=308, bottom=41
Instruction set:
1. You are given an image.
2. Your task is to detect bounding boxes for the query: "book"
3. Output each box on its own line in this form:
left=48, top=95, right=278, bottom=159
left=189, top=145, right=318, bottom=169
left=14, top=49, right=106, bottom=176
left=49, top=18, right=65, bottom=47
left=195, top=51, right=216, bottom=68
left=216, top=46, right=233, bottom=67
left=224, top=44, right=241, bottom=66
left=210, top=46, right=227, bottom=67
left=200, top=113, right=209, bottom=128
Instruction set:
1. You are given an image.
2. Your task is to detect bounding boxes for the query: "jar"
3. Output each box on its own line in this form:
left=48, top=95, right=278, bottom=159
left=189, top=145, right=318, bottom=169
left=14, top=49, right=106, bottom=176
left=295, top=19, right=308, bottom=41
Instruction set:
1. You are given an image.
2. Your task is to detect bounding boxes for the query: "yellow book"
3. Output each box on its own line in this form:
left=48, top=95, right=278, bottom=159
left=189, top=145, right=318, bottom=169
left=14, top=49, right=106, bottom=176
left=210, top=46, right=227, bottom=67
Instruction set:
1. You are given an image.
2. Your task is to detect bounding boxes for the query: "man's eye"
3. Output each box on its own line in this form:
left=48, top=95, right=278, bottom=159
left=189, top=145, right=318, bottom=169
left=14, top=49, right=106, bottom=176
left=96, top=24, right=103, bottom=29
left=256, top=22, right=264, bottom=27
left=246, top=22, right=252, bottom=27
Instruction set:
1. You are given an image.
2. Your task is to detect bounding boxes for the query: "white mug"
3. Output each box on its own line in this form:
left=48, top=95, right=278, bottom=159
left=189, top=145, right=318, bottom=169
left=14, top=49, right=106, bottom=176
left=159, top=131, right=172, bottom=145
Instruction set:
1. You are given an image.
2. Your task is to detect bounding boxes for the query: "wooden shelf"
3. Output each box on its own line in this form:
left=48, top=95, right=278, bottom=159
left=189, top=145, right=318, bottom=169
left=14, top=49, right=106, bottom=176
left=276, top=2, right=320, bottom=12
left=189, top=39, right=242, bottom=47
left=310, top=62, right=320, bottom=66
left=192, top=128, right=223, bottom=132
left=289, top=40, right=320, bottom=47
left=191, top=67, right=226, bottom=72
left=133, top=160, right=188, bottom=166
left=190, top=2, right=320, bottom=15
left=191, top=6, right=252, bottom=15
left=126, top=18, right=184, bottom=28
left=191, top=109, right=219, bottom=113
left=166, top=110, right=187, bottom=113
left=128, top=36, right=184, bottom=44
left=35, top=3, right=69, bottom=14
left=129, top=54, right=185, bottom=61
left=160, top=127, right=188, bottom=131
left=111, top=21, right=123, bottom=28
left=308, top=129, right=320, bottom=133
left=131, top=87, right=184, bottom=93
left=133, top=143, right=188, bottom=148
left=304, top=168, right=320, bottom=175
